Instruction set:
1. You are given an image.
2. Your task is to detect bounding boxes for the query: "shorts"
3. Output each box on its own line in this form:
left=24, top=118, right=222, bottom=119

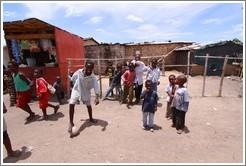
left=69, top=98, right=91, bottom=106
left=16, top=90, right=31, bottom=108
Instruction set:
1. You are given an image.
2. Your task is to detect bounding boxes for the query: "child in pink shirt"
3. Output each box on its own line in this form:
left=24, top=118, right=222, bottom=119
left=121, top=62, right=136, bottom=105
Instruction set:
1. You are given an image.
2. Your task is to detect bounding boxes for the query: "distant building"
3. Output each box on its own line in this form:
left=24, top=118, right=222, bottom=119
left=174, top=40, right=243, bottom=76
left=84, top=37, right=99, bottom=46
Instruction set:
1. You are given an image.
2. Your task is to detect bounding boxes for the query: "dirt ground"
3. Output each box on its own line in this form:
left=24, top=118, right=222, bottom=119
left=2, top=70, right=244, bottom=164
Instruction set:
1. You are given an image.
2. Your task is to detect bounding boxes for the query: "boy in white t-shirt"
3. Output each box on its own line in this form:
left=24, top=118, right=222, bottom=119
left=170, top=75, right=190, bottom=134
left=68, top=61, right=100, bottom=136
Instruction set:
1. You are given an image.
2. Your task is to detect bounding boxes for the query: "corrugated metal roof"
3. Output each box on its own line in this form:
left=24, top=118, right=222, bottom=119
left=174, top=44, right=201, bottom=51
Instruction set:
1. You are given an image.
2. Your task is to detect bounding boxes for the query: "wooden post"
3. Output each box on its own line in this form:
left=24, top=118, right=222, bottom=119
left=202, top=54, right=209, bottom=97
left=218, top=55, right=228, bottom=97
left=186, top=51, right=190, bottom=88
left=162, top=56, right=165, bottom=76
left=97, top=55, right=102, bottom=98
left=238, top=82, right=243, bottom=97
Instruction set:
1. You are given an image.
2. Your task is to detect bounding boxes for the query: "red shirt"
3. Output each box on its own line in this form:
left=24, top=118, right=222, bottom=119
left=121, top=70, right=136, bottom=86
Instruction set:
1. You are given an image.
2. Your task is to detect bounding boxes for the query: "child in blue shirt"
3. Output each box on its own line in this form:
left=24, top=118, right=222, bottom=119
left=140, top=80, right=159, bottom=132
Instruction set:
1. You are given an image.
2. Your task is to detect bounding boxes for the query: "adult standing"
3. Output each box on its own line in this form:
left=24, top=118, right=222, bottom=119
left=132, top=52, right=148, bottom=104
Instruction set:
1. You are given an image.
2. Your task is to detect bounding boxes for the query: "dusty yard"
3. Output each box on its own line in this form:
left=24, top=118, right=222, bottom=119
left=2, top=70, right=244, bottom=164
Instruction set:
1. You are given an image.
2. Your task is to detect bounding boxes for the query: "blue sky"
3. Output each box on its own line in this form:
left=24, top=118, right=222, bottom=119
left=1, top=1, right=244, bottom=45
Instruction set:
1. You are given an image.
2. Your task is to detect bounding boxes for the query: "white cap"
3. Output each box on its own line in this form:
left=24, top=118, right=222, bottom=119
left=135, top=50, right=141, bottom=55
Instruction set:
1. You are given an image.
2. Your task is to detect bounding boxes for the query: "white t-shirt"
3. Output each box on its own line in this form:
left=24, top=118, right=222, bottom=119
left=170, top=87, right=190, bottom=112
left=165, top=84, right=178, bottom=102
left=146, top=67, right=160, bottom=84
left=131, top=60, right=148, bottom=85
left=70, top=69, right=99, bottom=101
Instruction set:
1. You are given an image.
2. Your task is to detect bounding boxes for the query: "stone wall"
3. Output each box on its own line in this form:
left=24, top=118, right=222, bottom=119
left=85, top=44, right=125, bottom=74
left=85, top=42, right=193, bottom=74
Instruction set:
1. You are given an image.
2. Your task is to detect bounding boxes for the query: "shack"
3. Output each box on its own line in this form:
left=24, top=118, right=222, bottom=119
left=174, top=40, right=243, bottom=76
left=3, top=18, right=85, bottom=94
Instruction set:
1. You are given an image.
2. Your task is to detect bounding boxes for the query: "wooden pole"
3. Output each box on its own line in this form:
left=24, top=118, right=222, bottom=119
left=238, top=82, right=243, bottom=98
left=162, top=56, right=165, bottom=76
left=218, top=55, right=228, bottom=97
left=97, top=55, right=102, bottom=98
left=202, top=54, right=209, bottom=97
left=186, top=51, right=190, bottom=88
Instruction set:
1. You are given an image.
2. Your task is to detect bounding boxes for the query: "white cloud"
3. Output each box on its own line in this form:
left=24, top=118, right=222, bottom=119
left=221, top=24, right=243, bottom=38
left=95, top=28, right=105, bottom=33
left=3, top=11, right=16, bottom=17
left=202, top=18, right=221, bottom=24
left=24, top=3, right=60, bottom=20
left=65, top=7, right=84, bottom=17
left=126, top=14, right=143, bottom=23
left=85, top=16, right=103, bottom=24
left=124, top=23, right=192, bottom=41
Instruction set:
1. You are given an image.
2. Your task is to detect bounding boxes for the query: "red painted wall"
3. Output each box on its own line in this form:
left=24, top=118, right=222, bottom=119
left=54, top=28, right=85, bottom=93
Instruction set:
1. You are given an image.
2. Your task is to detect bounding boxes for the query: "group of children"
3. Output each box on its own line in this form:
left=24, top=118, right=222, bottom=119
left=101, top=56, right=189, bottom=134
left=5, top=61, right=66, bottom=121
left=3, top=56, right=190, bottom=148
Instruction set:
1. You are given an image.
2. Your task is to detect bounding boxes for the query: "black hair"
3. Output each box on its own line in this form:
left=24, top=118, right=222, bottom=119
left=116, top=63, right=122, bottom=67
left=152, top=58, right=157, bottom=63
left=8, top=61, right=19, bottom=68
left=145, top=80, right=153, bottom=85
left=169, top=74, right=175, bottom=79
left=177, top=75, right=187, bottom=84
left=85, top=60, right=94, bottom=68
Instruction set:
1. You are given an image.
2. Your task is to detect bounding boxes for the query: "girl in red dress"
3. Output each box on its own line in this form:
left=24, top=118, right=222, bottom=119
left=34, top=69, right=59, bottom=120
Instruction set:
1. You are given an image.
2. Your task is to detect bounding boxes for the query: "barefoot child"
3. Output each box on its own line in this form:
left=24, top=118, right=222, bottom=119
left=34, top=69, right=60, bottom=120
left=8, top=61, right=35, bottom=121
left=68, top=60, right=100, bottom=136
left=3, top=102, right=21, bottom=158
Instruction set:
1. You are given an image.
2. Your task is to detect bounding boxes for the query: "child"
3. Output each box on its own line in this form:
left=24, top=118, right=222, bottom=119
left=146, top=58, right=161, bottom=92
left=53, top=76, right=65, bottom=105
left=7, top=61, right=35, bottom=121
left=170, top=75, right=190, bottom=134
left=140, top=80, right=158, bottom=132
left=165, top=74, right=177, bottom=120
left=102, top=63, right=123, bottom=101
left=3, top=68, right=17, bottom=107
left=105, top=61, right=115, bottom=97
left=68, top=60, right=100, bottom=136
left=3, top=102, right=21, bottom=158
left=121, top=62, right=136, bottom=105
left=34, top=69, right=60, bottom=120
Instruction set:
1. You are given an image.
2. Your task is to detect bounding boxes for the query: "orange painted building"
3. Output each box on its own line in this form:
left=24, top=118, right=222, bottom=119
left=3, top=18, right=85, bottom=94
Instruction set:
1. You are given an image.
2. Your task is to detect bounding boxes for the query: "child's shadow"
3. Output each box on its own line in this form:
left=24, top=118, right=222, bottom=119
left=154, top=124, right=162, bottom=130
left=183, top=126, right=190, bottom=134
left=40, top=112, right=65, bottom=121
left=3, top=146, right=32, bottom=163
left=24, top=114, right=41, bottom=125
left=70, top=119, right=108, bottom=138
